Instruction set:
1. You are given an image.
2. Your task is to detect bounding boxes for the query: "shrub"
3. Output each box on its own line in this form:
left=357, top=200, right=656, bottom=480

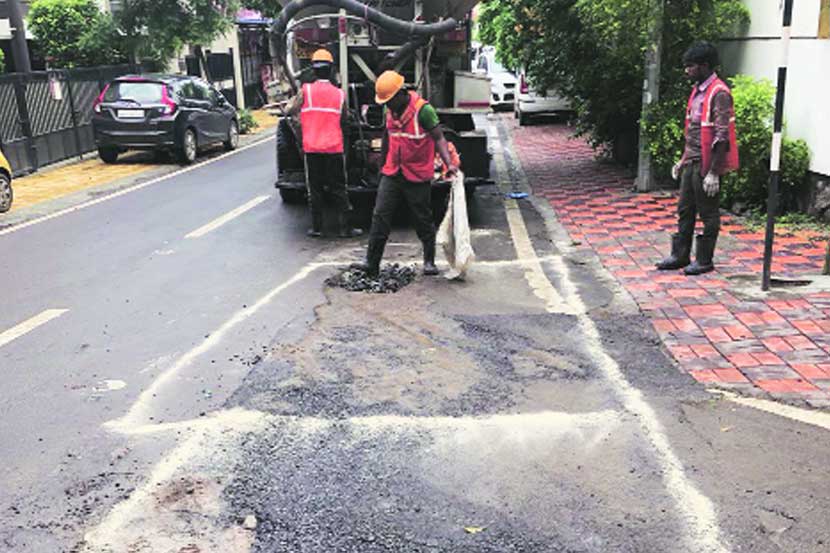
left=28, top=0, right=127, bottom=67
left=721, top=75, right=811, bottom=210
left=0, top=50, right=5, bottom=73
left=237, top=108, right=259, bottom=134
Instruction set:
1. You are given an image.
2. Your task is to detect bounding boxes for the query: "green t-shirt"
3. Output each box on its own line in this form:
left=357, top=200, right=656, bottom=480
left=418, top=104, right=440, bottom=132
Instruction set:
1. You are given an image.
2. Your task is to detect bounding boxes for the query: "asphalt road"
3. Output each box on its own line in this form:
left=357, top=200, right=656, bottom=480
left=1, top=117, right=830, bottom=553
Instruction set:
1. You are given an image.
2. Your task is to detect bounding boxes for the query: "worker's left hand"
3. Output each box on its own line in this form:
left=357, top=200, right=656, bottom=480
left=703, top=172, right=720, bottom=197
left=446, top=164, right=460, bottom=178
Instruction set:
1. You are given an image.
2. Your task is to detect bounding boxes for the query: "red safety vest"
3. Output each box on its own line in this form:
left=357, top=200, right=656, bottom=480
left=300, top=80, right=345, bottom=154
left=382, top=91, right=436, bottom=183
left=685, top=77, right=739, bottom=176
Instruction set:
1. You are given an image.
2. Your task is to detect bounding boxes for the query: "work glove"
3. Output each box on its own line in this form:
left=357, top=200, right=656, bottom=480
left=671, top=161, right=683, bottom=181
left=703, top=172, right=720, bottom=197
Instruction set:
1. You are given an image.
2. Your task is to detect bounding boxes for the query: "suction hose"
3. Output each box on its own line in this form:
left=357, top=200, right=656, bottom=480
left=272, top=0, right=457, bottom=90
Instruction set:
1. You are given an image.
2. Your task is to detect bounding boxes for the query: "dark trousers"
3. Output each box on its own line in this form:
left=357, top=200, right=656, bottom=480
left=677, top=161, right=720, bottom=249
left=304, top=153, right=350, bottom=215
left=368, top=174, right=435, bottom=246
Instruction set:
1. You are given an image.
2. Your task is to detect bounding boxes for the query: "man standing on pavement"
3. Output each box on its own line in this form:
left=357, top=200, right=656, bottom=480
left=657, top=41, right=739, bottom=276
left=352, top=71, right=460, bottom=277
left=287, top=49, right=362, bottom=238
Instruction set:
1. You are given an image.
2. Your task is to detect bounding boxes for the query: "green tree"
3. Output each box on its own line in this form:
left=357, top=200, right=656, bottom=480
left=478, top=0, right=749, bottom=162
left=243, top=0, right=283, bottom=19
left=28, top=0, right=125, bottom=67
left=117, top=0, right=241, bottom=68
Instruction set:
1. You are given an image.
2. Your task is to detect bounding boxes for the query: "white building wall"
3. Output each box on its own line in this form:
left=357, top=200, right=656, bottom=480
left=720, top=0, right=830, bottom=175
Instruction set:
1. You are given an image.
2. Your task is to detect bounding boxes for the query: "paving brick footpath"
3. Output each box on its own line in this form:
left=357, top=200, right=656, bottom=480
left=506, top=117, right=830, bottom=408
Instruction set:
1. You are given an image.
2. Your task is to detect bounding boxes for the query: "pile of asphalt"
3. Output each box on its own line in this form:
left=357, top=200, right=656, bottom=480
left=326, top=264, right=417, bottom=293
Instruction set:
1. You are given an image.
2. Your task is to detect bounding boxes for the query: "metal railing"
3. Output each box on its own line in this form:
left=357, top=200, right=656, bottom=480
left=0, top=64, right=145, bottom=177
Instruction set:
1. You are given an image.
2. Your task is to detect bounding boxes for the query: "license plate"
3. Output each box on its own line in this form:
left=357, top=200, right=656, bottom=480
left=118, top=109, right=144, bottom=119
left=371, top=138, right=382, bottom=150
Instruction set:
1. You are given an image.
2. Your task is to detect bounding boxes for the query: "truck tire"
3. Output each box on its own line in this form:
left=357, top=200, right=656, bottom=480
left=277, top=119, right=303, bottom=173
left=280, top=188, right=307, bottom=204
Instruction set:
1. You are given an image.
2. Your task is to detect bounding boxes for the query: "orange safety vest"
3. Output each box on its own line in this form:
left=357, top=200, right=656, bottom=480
left=382, top=91, right=436, bottom=183
left=300, top=80, right=345, bottom=154
left=685, top=77, right=739, bottom=176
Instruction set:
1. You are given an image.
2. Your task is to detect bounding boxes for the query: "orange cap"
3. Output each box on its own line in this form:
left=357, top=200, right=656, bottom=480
left=311, top=49, right=334, bottom=63
left=375, top=71, right=405, bottom=104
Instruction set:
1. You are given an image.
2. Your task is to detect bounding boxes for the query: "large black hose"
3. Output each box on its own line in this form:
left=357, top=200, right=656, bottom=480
left=272, top=0, right=457, bottom=90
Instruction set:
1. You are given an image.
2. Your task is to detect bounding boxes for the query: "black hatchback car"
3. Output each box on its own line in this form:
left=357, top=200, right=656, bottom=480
left=92, top=75, right=239, bottom=164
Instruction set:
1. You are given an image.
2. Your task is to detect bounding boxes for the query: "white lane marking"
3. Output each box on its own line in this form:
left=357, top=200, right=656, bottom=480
left=0, top=135, right=275, bottom=238
left=496, top=128, right=729, bottom=553
left=185, top=195, right=270, bottom=239
left=711, top=389, right=830, bottom=431
left=0, top=309, right=69, bottom=349
left=105, top=261, right=335, bottom=432
left=85, top=408, right=266, bottom=552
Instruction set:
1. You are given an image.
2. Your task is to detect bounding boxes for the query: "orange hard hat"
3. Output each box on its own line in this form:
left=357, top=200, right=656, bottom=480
left=375, top=71, right=405, bottom=104
left=312, top=49, right=334, bottom=63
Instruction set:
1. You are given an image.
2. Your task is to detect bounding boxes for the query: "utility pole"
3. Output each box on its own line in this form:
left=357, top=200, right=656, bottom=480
left=7, top=0, right=32, bottom=73
left=635, top=0, right=665, bottom=192
left=761, top=0, right=794, bottom=291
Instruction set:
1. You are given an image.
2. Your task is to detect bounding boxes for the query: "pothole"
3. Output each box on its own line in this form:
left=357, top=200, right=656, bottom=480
left=325, top=264, right=417, bottom=294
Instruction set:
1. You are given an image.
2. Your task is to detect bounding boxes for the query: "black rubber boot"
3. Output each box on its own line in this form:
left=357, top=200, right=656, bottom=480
left=422, top=241, right=439, bottom=276
left=338, top=212, right=364, bottom=238
left=307, top=210, right=323, bottom=238
left=656, top=233, right=691, bottom=270
left=350, top=237, right=386, bottom=277
left=684, top=234, right=716, bottom=276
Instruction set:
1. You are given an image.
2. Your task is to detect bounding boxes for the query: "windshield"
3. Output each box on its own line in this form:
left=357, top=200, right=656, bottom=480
left=103, top=81, right=165, bottom=104
left=491, top=58, right=509, bottom=73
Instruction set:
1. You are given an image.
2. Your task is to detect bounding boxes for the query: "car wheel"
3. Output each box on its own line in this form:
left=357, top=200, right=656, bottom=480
left=0, top=173, right=12, bottom=213
left=98, top=147, right=119, bottom=164
left=519, top=111, right=532, bottom=126
left=279, top=188, right=307, bottom=204
left=224, top=120, right=239, bottom=151
left=514, top=109, right=519, bottom=119
left=178, top=128, right=198, bottom=165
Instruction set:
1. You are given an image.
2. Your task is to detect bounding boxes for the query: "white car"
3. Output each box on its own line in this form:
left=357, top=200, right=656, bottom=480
left=515, top=68, right=571, bottom=126
left=473, top=52, right=518, bottom=110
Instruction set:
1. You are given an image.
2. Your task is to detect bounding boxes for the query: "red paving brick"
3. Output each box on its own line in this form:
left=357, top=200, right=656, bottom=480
left=508, top=117, right=830, bottom=406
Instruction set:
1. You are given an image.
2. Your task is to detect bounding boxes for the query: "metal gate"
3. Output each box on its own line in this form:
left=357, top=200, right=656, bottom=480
left=0, top=64, right=144, bottom=177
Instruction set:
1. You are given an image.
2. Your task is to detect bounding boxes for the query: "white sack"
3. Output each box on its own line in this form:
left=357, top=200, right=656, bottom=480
left=436, top=172, right=475, bottom=280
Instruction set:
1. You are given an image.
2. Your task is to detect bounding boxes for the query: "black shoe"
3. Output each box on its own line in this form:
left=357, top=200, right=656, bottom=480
left=308, top=210, right=323, bottom=238
left=656, top=233, right=691, bottom=270
left=350, top=237, right=386, bottom=278
left=423, top=262, right=439, bottom=276
left=422, top=240, right=439, bottom=276
left=684, top=234, right=717, bottom=276
left=338, top=213, right=364, bottom=238
left=684, top=261, right=714, bottom=276
left=656, top=256, right=690, bottom=271
left=339, top=228, right=364, bottom=238
left=349, top=261, right=377, bottom=276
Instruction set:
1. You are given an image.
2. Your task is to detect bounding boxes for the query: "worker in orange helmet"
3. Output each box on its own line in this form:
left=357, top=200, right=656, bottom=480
left=351, top=70, right=460, bottom=277
left=286, top=48, right=362, bottom=238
